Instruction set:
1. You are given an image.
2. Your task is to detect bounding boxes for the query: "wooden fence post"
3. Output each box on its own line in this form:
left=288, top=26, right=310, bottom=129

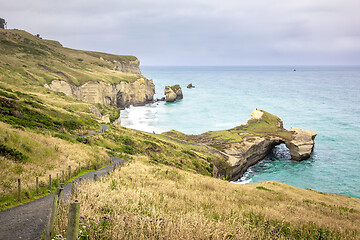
left=45, top=188, right=60, bottom=240
left=67, top=202, right=80, bottom=240
left=17, top=178, right=21, bottom=201
left=62, top=170, right=65, bottom=183
left=36, top=177, right=39, bottom=195
left=68, top=166, right=71, bottom=179
left=57, top=173, right=59, bottom=187
left=94, top=174, right=97, bottom=181
left=49, top=174, right=52, bottom=189
left=58, top=187, right=64, bottom=205
left=88, top=161, right=90, bottom=170
left=78, top=162, right=81, bottom=173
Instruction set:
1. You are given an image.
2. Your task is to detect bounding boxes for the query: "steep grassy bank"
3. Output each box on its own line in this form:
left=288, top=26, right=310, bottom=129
left=54, top=159, right=360, bottom=239
left=0, top=85, right=112, bottom=210
left=0, top=83, right=224, bottom=210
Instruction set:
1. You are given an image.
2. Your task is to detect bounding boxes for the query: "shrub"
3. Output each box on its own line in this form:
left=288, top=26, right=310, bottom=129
left=0, top=144, right=29, bottom=162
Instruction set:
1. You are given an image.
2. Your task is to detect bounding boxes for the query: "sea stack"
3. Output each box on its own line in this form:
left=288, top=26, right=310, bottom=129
left=286, top=127, right=317, bottom=161
left=164, top=85, right=183, bottom=102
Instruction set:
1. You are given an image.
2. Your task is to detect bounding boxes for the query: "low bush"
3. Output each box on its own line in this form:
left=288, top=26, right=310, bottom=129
left=0, top=144, right=29, bottom=162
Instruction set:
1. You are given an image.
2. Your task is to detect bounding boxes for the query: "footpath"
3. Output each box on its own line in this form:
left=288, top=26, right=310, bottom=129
left=0, top=125, right=122, bottom=240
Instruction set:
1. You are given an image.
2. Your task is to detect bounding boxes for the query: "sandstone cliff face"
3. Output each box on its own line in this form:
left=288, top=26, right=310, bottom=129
left=225, top=136, right=285, bottom=179
left=220, top=111, right=317, bottom=180
left=286, top=127, right=317, bottom=161
left=45, top=78, right=155, bottom=109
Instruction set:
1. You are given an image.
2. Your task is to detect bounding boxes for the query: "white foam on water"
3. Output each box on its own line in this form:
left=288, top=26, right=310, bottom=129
left=232, top=168, right=253, bottom=185
left=120, top=104, right=166, bottom=133
left=232, top=177, right=252, bottom=185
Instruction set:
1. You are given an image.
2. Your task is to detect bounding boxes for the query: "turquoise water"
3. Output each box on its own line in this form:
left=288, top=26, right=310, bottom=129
left=120, top=66, right=360, bottom=198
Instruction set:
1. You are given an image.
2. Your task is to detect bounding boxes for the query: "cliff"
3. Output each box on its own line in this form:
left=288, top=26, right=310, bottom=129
left=0, top=29, right=155, bottom=108
left=163, top=110, right=317, bottom=180
left=45, top=77, right=155, bottom=109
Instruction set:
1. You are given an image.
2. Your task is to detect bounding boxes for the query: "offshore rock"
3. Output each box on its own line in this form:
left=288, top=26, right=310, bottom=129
left=187, top=83, right=195, bottom=88
left=164, top=85, right=183, bottom=102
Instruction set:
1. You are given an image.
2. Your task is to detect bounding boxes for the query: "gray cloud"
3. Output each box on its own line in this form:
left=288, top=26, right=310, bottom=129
left=1, top=0, right=359, bottom=65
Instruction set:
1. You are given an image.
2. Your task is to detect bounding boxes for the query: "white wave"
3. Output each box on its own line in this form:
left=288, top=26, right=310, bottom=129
left=120, top=105, right=166, bottom=133
left=231, top=167, right=253, bottom=185
left=232, top=177, right=252, bottom=185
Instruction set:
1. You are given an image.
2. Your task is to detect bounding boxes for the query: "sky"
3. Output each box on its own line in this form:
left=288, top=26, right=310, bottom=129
left=1, top=0, right=359, bottom=66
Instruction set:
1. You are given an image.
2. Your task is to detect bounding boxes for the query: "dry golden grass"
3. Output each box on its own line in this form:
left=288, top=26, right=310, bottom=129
left=55, top=157, right=360, bottom=239
left=0, top=121, right=109, bottom=200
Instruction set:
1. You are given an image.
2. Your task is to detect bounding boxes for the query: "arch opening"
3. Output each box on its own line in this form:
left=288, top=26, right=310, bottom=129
left=267, top=143, right=291, bottom=161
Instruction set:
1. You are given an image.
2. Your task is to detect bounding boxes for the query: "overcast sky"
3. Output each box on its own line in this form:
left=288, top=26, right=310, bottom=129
left=1, top=0, right=359, bottom=66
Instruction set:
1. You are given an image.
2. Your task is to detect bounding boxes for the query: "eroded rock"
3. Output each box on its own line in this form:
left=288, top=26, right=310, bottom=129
left=162, top=109, right=317, bottom=181
left=286, top=127, right=317, bottom=161
left=164, top=85, right=183, bottom=102
left=45, top=78, right=155, bottom=109
left=187, top=83, right=195, bottom=88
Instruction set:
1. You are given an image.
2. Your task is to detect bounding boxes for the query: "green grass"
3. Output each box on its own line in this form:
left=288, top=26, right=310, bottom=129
left=0, top=143, right=29, bottom=162
left=164, top=110, right=292, bottom=145
left=0, top=87, right=100, bottom=135
left=0, top=28, right=143, bottom=87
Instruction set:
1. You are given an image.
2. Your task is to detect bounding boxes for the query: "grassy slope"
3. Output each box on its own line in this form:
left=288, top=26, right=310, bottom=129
left=0, top=84, right=112, bottom=210
left=55, top=160, right=360, bottom=239
left=0, top=29, right=140, bottom=87
left=0, top=85, right=224, bottom=210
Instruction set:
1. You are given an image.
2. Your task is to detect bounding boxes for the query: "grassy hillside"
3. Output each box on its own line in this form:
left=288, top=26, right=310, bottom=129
left=0, top=28, right=141, bottom=88
left=55, top=160, right=360, bottom=239
left=0, top=81, right=225, bottom=210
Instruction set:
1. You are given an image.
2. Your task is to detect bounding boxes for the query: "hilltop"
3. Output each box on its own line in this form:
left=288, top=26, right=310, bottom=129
left=0, top=29, right=155, bottom=108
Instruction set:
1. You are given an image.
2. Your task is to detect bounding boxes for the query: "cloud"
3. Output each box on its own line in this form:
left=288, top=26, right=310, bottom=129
left=1, top=0, right=359, bottom=65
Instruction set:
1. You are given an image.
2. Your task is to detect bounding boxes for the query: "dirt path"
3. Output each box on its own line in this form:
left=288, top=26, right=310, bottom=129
left=79, top=124, right=109, bottom=138
left=0, top=125, right=121, bottom=240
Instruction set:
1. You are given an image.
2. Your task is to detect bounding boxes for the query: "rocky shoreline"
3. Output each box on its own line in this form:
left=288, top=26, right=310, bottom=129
left=163, top=110, right=317, bottom=181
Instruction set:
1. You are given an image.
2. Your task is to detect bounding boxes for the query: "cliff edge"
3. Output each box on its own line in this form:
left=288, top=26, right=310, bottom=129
left=0, top=29, right=155, bottom=108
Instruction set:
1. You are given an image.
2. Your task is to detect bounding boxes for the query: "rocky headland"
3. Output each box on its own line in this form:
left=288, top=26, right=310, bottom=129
left=0, top=29, right=155, bottom=109
left=163, top=110, right=317, bottom=180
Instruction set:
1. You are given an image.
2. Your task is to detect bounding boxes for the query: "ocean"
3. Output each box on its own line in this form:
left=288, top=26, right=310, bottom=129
left=120, top=66, right=360, bottom=198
